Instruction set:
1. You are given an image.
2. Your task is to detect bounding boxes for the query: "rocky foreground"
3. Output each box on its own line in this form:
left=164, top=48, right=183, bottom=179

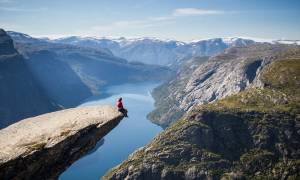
left=103, top=46, right=300, bottom=179
left=0, top=106, right=124, bottom=180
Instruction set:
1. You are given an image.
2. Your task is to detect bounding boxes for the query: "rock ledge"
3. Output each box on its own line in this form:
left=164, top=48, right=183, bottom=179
left=0, top=105, right=124, bottom=179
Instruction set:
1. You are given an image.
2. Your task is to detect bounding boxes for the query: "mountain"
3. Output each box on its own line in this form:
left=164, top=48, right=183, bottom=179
left=9, top=31, right=300, bottom=67
left=148, top=44, right=299, bottom=127
left=7, top=31, right=50, bottom=44
left=52, top=36, right=256, bottom=66
left=7, top=31, right=114, bottom=57
left=53, top=36, right=188, bottom=65
left=103, top=44, right=300, bottom=180
left=53, top=36, right=300, bottom=66
left=24, top=50, right=94, bottom=107
left=0, top=29, right=59, bottom=129
left=7, top=31, right=173, bottom=107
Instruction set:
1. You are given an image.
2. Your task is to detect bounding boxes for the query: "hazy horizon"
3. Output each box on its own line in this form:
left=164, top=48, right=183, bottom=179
left=6, top=30, right=300, bottom=44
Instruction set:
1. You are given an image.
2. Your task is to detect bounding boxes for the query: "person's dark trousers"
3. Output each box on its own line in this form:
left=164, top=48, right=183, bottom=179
left=118, top=108, right=128, bottom=117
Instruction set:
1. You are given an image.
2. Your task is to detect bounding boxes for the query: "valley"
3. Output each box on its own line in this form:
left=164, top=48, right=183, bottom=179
left=60, top=82, right=162, bottom=180
left=0, top=27, right=299, bottom=180
left=0, top=29, right=172, bottom=128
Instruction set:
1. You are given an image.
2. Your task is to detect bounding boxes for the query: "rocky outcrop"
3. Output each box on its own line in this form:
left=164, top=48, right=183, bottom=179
left=103, top=47, right=300, bottom=179
left=0, top=29, right=59, bottom=129
left=148, top=44, right=299, bottom=127
left=0, top=106, right=124, bottom=180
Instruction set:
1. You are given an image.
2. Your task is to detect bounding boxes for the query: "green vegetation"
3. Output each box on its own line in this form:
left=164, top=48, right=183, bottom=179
left=26, top=142, right=47, bottom=151
left=60, top=129, right=72, bottom=137
left=261, top=58, right=300, bottom=93
left=103, top=50, right=300, bottom=179
left=196, top=58, right=300, bottom=114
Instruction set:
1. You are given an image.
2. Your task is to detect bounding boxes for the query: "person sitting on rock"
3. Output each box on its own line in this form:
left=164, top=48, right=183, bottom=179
left=117, top=97, right=128, bottom=117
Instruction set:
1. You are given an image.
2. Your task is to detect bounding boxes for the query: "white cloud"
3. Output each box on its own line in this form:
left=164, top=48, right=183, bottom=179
left=90, top=20, right=151, bottom=34
left=77, top=7, right=231, bottom=37
left=89, top=16, right=175, bottom=36
left=173, top=8, right=225, bottom=16
left=148, top=16, right=174, bottom=21
left=0, top=7, right=47, bottom=12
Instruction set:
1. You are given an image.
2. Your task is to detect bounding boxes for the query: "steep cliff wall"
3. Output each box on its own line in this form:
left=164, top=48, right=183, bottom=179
left=149, top=44, right=299, bottom=127
left=103, top=46, right=300, bottom=180
left=0, top=29, right=59, bottom=128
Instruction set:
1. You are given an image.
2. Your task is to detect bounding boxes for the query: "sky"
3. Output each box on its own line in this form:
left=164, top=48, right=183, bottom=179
left=0, top=0, right=299, bottom=41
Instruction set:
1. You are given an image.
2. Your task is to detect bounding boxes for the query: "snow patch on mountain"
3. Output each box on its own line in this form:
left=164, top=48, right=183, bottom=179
left=8, top=31, right=300, bottom=65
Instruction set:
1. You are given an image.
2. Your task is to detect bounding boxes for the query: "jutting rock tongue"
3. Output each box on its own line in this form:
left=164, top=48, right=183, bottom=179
left=0, top=106, right=124, bottom=180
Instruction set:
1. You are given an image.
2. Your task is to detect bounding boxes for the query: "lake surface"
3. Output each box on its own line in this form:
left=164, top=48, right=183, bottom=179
left=60, top=82, right=162, bottom=180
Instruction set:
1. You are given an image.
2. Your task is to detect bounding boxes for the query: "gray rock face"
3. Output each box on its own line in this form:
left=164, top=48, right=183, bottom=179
left=103, top=50, right=300, bottom=180
left=25, top=50, right=93, bottom=107
left=0, top=106, right=124, bottom=180
left=0, top=29, right=59, bottom=129
left=149, top=44, right=293, bottom=127
left=0, top=29, right=17, bottom=55
left=181, top=51, right=265, bottom=111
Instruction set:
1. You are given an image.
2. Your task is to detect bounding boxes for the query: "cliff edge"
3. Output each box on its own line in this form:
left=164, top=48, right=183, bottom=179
left=148, top=44, right=299, bottom=127
left=0, top=105, right=124, bottom=180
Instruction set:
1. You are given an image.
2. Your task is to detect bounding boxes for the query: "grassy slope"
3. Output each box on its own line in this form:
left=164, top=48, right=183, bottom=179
left=201, top=58, right=300, bottom=114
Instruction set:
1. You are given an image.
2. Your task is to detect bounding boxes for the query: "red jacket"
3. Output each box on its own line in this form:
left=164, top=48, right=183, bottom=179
left=118, top=100, right=123, bottom=109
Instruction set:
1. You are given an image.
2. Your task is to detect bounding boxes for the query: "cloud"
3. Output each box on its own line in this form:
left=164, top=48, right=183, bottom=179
left=173, top=8, right=225, bottom=16
left=148, top=16, right=174, bottom=21
left=0, top=21, right=22, bottom=29
left=0, top=7, right=47, bottom=12
left=89, top=16, right=175, bottom=36
left=91, top=20, right=151, bottom=33
left=83, top=7, right=231, bottom=36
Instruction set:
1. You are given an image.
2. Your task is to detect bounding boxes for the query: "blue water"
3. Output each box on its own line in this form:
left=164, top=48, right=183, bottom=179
left=59, top=82, right=162, bottom=180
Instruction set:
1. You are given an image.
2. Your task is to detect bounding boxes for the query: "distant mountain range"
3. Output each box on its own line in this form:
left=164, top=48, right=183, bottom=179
left=7, top=30, right=172, bottom=103
left=51, top=36, right=257, bottom=66
left=0, top=29, right=172, bottom=128
left=8, top=31, right=299, bottom=66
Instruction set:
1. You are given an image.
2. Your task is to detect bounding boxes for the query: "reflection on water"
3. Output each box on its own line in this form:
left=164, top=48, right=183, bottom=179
left=60, top=82, right=162, bottom=180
